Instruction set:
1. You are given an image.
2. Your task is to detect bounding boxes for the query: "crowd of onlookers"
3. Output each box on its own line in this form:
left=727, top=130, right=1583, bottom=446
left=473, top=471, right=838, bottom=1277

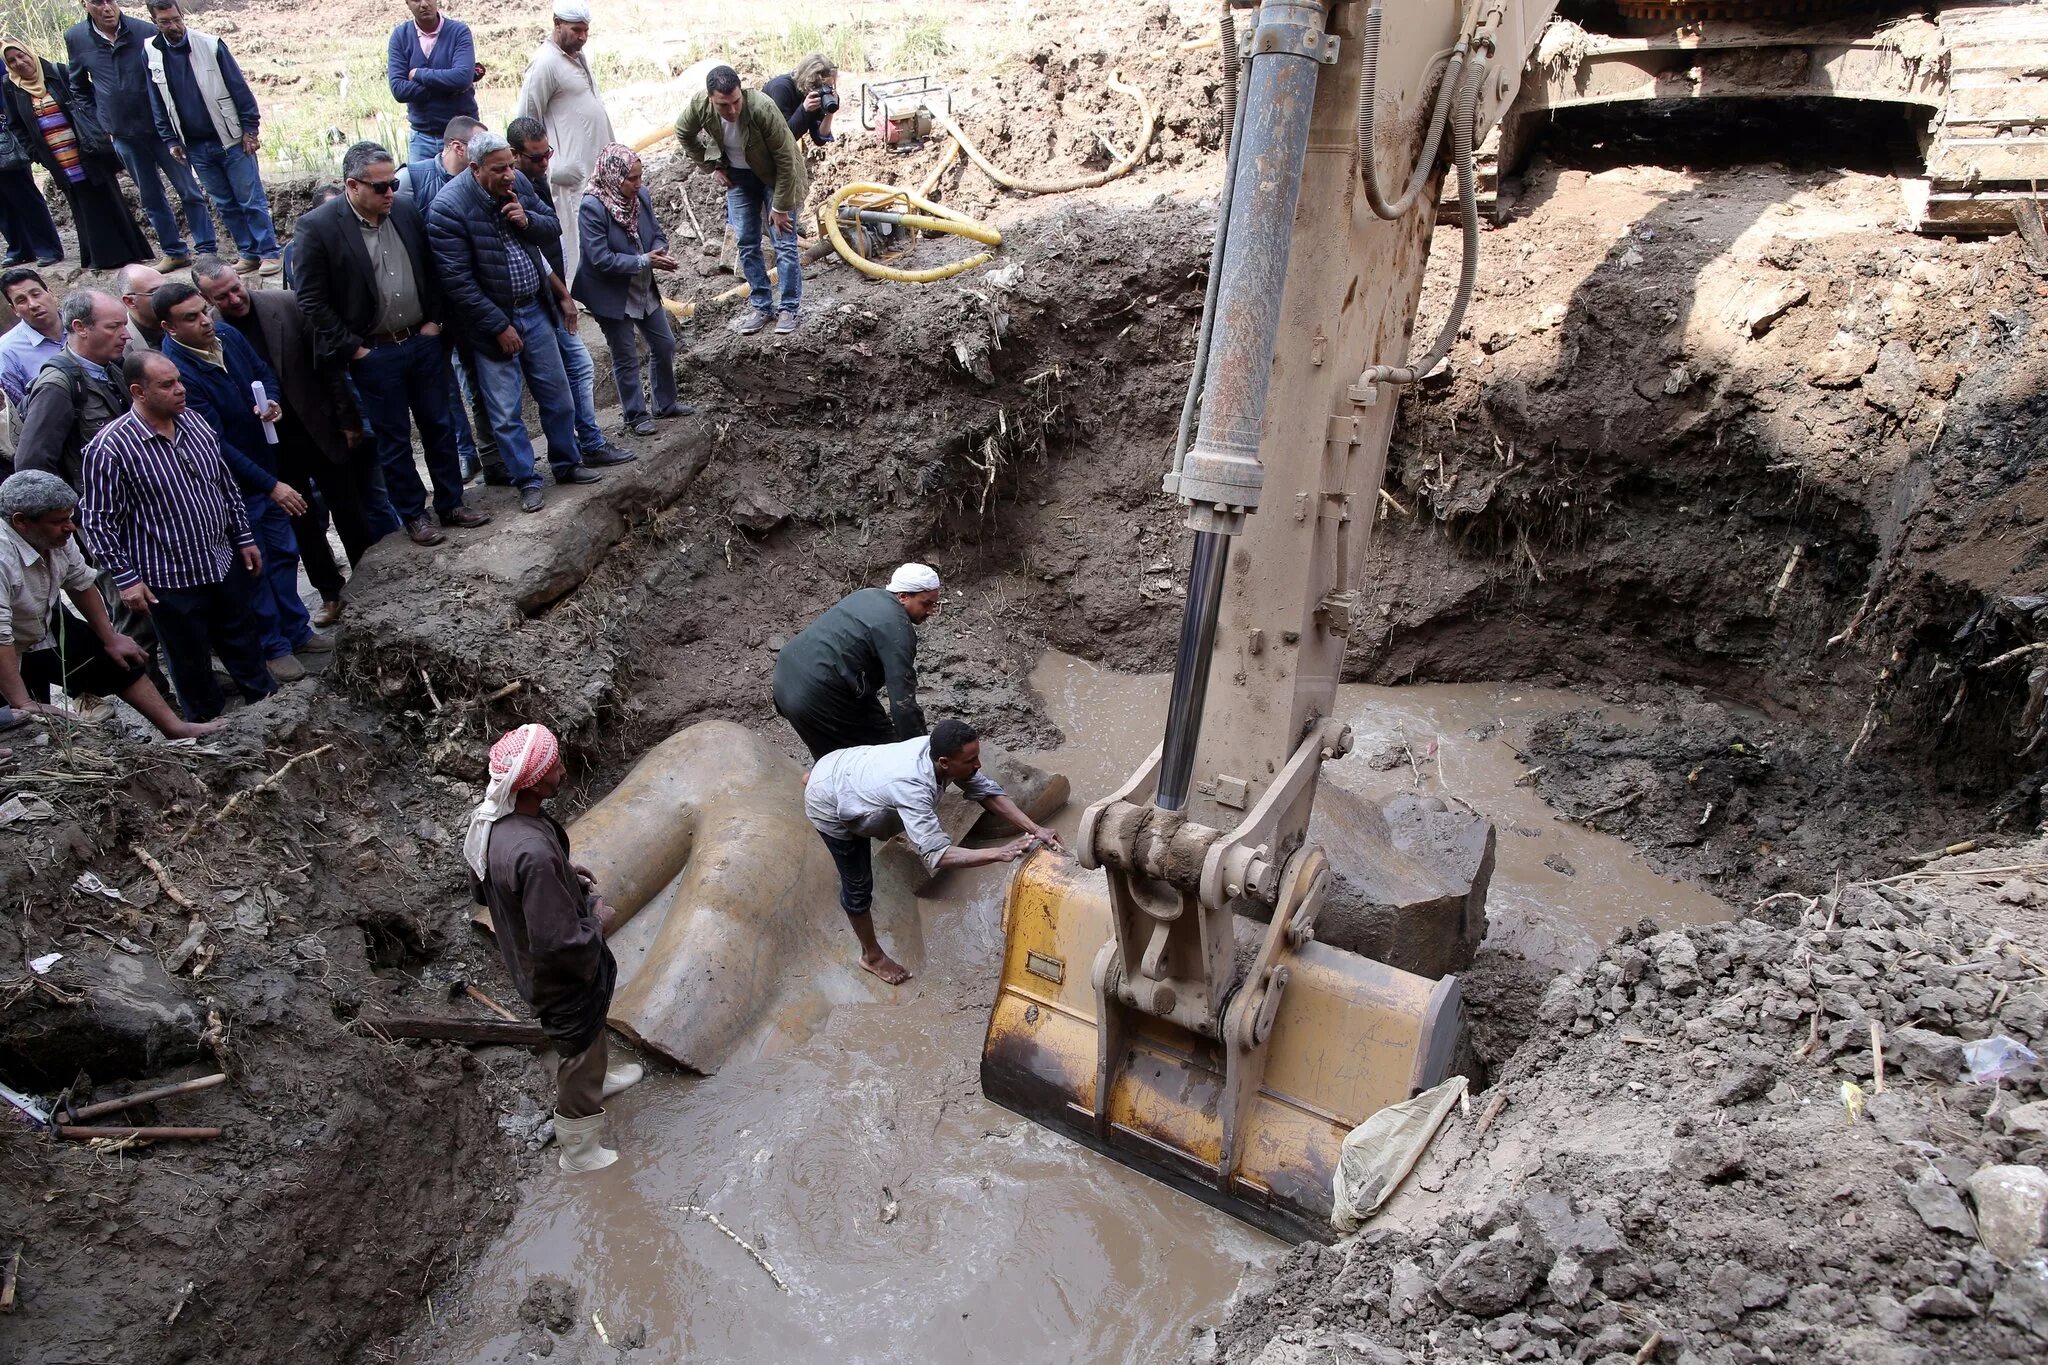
left=0, top=0, right=840, bottom=743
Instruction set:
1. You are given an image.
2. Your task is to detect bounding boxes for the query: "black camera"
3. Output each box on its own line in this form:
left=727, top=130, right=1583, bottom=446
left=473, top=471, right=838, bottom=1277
left=816, top=86, right=840, bottom=115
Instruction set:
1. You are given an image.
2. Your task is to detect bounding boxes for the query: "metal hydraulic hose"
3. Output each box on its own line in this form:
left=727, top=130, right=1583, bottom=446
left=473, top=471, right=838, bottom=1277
left=1155, top=0, right=1324, bottom=812
left=1357, top=1, right=1464, bottom=221
left=1171, top=3, right=1249, bottom=478
left=1359, top=45, right=1488, bottom=389
left=1156, top=530, right=1231, bottom=812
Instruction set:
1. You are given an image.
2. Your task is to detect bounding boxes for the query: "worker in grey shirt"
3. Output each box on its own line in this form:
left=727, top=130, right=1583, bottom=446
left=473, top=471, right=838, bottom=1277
left=803, top=718, right=1064, bottom=984
left=773, top=561, right=942, bottom=760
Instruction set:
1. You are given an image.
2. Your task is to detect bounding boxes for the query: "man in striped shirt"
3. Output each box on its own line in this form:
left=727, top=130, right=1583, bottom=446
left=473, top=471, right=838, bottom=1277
left=78, top=349, right=275, bottom=722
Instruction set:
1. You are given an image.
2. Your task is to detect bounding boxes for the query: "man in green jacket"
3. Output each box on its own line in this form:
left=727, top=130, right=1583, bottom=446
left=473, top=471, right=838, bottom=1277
left=773, top=562, right=942, bottom=761
left=674, top=64, right=807, bottom=336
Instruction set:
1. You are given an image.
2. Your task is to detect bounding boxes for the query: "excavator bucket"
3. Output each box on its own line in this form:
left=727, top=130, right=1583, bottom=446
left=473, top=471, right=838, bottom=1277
left=981, top=852, right=1465, bottom=1243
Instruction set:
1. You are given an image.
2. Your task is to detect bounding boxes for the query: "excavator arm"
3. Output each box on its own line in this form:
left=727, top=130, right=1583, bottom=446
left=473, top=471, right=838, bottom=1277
left=982, top=0, right=1555, bottom=1241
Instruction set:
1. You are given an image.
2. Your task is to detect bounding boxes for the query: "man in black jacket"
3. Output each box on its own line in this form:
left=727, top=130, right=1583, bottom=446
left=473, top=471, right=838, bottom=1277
left=14, top=290, right=131, bottom=489
left=193, top=255, right=401, bottom=622
left=292, top=140, right=487, bottom=545
left=772, top=563, right=944, bottom=760
left=426, top=129, right=592, bottom=514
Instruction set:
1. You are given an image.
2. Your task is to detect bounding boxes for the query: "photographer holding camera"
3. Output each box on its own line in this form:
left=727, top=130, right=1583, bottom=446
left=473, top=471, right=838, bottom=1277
left=764, top=53, right=838, bottom=147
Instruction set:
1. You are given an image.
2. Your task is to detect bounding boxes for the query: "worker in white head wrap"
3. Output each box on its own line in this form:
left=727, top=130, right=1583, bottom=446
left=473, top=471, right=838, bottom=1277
left=771, top=561, right=947, bottom=760
left=465, top=722, right=643, bottom=1173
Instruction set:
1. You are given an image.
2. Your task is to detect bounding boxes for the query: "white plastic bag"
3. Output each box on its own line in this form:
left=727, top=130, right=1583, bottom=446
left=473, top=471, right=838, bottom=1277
left=1330, top=1074, right=1469, bottom=1232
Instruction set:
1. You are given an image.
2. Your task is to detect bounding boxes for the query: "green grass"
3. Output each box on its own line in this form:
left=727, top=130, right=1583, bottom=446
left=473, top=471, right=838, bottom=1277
left=890, top=14, right=950, bottom=68
left=0, top=0, right=68, bottom=58
left=761, top=17, right=874, bottom=77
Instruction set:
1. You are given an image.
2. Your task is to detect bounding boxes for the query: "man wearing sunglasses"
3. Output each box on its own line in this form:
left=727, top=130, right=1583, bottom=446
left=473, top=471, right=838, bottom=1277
left=292, top=140, right=488, bottom=547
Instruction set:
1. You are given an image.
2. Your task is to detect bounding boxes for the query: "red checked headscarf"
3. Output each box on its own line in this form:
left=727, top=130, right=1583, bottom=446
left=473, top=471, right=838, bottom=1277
left=587, top=143, right=642, bottom=249
left=463, top=724, right=562, bottom=878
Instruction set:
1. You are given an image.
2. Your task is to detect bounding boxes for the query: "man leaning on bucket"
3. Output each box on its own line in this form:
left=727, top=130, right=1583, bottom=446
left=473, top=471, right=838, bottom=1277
left=465, top=723, right=643, bottom=1172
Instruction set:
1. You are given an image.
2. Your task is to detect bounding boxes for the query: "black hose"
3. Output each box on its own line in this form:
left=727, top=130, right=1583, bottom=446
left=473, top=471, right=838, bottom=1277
left=1407, top=51, right=1487, bottom=380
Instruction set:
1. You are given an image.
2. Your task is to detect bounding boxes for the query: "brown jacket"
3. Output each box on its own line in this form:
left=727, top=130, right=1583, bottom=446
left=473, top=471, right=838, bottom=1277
left=471, top=812, right=614, bottom=1052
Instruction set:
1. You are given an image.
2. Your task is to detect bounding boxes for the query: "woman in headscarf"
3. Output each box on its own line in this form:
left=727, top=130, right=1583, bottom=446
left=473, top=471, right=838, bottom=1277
left=764, top=52, right=837, bottom=146
left=0, top=37, right=149, bottom=272
left=570, top=143, right=685, bottom=438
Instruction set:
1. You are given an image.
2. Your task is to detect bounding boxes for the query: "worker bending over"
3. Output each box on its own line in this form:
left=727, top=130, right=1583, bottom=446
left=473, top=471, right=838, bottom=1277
left=773, top=562, right=941, bottom=760
left=465, top=723, right=642, bottom=1172
left=804, top=717, right=1063, bottom=985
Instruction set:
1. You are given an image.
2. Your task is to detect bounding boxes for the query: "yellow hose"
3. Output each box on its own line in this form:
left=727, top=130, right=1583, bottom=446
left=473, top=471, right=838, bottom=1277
left=821, top=181, right=1001, bottom=284
left=933, top=72, right=1156, bottom=196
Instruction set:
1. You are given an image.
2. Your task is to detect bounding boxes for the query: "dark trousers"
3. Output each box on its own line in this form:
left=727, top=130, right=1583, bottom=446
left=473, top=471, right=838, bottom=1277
left=819, top=831, right=875, bottom=918
left=151, top=574, right=278, bottom=722
left=0, top=165, right=63, bottom=262
left=774, top=690, right=895, bottom=763
left=348, top=332, right=466, bottom=521
left=18, top=611, right=147, bottom=702
left=278, top=443, right=344, bottom=600
left=595, top=309, right=679, bottom=423
left=555, top=1031, right=608, bottom=1120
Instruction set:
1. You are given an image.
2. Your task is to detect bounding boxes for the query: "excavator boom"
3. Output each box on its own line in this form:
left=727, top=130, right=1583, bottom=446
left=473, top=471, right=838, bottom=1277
left=982, top=0, right=1554, bottom=1240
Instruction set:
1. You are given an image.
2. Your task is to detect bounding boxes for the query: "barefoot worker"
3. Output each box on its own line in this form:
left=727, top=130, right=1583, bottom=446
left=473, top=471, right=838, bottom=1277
left=772, top=561, right=942, bottom=761
left=465, top=722, right=642, bottom=1172
left=802, top=717, right=1064, bottom=985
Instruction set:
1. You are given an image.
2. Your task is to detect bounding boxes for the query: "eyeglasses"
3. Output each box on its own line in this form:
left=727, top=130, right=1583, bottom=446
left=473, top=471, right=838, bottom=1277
left=355, top=179, right=402, bottom=194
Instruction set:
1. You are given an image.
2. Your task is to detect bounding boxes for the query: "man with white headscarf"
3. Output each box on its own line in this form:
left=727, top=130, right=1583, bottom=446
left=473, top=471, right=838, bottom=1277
left=513, top=0, right=612, bottom=282
left=465, top=722, right=641, bottom=1172
left=772, top=562, right=943, bottom=761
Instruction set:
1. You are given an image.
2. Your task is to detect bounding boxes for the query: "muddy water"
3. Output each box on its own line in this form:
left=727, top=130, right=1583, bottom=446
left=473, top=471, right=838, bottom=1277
left=416, top=657, right=1731, bottom=1364
left=413, top=764, right=1278, bottom=1361
left=1026, top=653, right=1732, bottom=971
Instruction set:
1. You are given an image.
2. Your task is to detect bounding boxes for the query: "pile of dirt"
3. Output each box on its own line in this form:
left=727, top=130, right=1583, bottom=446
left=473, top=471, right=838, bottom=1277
left=1359, top=151, right=2048, bottom=817
left=1199, top=842, right=2048, bottom=1365
left=1515, top=683, right=1992, bottom=903
left=0, top=687, right=569, bottom=1363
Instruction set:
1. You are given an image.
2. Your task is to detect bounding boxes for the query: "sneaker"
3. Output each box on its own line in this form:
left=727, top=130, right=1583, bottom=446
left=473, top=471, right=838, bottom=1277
left=34, top=255, right=63, bottom=267
left=312, top=600, right=345, bottom=628
left=584, top=443, right=638, bottom=467
left=403, top=515, right=445, bottom=546
left=267, top=654, right=307, bottom=683
left=440, top=505, right=492, bottom=529
left=0, top=252, right=26, bottom=268
left=732, top=308, right=770, bottom=335
left=155, top=253, right=192, bottom=272
left=258, top=258, right=282, bottom=278
left=654, top=403, right=696, bottom=418
left=234, top=255, right=261, bottom=275
left=296, top=630, right=336, bottom=655
left=557, top=466, right=603, bottom=485
left=630, top=417, right=656, bottom=437
left=774, top=312, right=799, bottom=336
left=519, top=487, right=544, bottom=513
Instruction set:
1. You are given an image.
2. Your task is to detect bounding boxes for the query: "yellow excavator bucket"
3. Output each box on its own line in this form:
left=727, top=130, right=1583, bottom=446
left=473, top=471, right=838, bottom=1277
left=981, top=852, right=1465, bottom=1242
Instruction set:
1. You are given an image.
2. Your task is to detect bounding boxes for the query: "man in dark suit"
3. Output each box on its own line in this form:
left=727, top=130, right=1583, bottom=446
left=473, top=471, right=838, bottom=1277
left=290, top=140, right=486, bottom=546
left=192, top=254, right=400, bottom=625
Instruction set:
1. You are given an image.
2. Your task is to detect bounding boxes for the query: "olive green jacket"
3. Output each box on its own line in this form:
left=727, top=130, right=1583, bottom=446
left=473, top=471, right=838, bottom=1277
left=674, top=87, right=808, bottom=214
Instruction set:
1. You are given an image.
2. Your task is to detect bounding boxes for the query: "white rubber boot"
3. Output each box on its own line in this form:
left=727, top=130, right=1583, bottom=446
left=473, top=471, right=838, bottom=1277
left=554, top=1110, right=619, bottom=1173
left=601, top=1063, right=645, bottom=1099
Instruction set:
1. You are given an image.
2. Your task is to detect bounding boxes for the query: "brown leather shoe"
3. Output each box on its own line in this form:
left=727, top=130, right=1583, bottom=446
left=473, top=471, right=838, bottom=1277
left=440, top=505, right=492, bottom=529
left=404, top=516, right=445, bottom=546
left=312, top=600, right=345, bottom=628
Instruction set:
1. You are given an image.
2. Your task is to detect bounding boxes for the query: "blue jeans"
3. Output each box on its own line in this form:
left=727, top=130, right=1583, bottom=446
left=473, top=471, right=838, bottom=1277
left=241, top=494, right=311, bottom=658
left=447, top=349, right=496, bottom=472
left=725, top=172, right=801, bottom=316
left=818, top=831, right=875, bottom=917
left=348, top=332, right=466, bottom=520
left=408, top=129, right=444, bottom=165
left=152, top=572, right=276, bottom=721
left=184, top=141, right=279, bottom=259
left=0, top=165, right=63, bottom=261
left=473, top=300, right=582, bottom=490
left=595, top=310, right=678, bottom=423
left=555, top=322, right=607, bottom=452
left=112, top=134, right=216, bottom=256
